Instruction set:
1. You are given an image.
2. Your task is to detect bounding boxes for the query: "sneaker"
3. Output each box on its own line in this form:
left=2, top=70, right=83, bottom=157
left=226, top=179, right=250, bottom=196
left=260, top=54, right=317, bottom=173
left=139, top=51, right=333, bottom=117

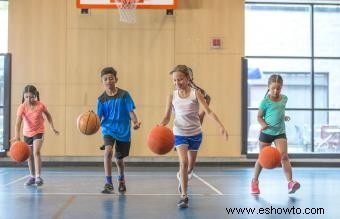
left=24, top=177, right=35, bottom=186
left=251, top=179, right=260, bottom=194
left=118, top=181, right=126, bottom=193
left=35, top=177, right=44, bottom=186
left=177, top=196, right=189, bottom=208
left=288, top=180, right=300, bottom=194
left=102, top=183, right=114, bottom=194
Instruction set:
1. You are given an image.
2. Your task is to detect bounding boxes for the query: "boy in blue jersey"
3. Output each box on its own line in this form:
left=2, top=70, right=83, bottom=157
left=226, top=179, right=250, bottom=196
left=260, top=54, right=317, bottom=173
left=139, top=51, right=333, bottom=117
left=97, top=67, right=141, bottom=194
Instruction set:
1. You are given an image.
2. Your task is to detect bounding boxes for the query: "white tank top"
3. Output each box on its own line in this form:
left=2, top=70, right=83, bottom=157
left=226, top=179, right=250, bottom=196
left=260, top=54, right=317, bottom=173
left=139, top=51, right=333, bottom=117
left=172, top=89, right=201, bottom=136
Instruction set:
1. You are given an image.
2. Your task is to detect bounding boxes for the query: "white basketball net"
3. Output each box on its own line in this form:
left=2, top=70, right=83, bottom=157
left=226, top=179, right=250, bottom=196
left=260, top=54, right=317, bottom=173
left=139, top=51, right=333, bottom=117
left=115, top=0, right=138, bottom=24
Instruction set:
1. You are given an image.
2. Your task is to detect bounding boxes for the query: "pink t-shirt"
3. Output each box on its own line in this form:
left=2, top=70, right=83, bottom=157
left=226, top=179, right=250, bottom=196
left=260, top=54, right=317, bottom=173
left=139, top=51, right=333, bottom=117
left=17, top=101, right=47, bottom=137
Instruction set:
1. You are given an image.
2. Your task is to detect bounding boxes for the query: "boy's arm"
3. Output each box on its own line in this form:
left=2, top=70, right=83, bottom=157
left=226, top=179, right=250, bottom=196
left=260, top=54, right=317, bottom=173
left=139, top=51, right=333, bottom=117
left=129, top=111, right=141, bottom=130
left=159, top=94, right=173, bottom=126
left=196, top=92, right=228, bottom=140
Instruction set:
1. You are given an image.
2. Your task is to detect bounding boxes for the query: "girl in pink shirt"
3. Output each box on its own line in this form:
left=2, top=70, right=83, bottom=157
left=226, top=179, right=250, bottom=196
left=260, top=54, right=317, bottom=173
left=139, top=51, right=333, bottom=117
left=11, top=85, right=59, bottom=186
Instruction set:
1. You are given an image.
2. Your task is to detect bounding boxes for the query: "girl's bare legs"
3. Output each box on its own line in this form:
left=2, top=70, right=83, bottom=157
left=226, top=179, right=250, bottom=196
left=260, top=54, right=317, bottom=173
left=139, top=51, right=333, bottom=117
left=275, top=138, right=300, bottom=193
left=274, top=138, right=292, bottom=181
left=32, top=139, right=43, bottom=177
left=27, top=146, right=35, bottom=177
left=251, top=142, right=271, bottom=194
left=188, top=150, right=198, bottom=175
left=252, top=142, right=271, bottom=181
left=24, top=146, right=36, bottom=185
left=176, top=145, right=189, bottom=197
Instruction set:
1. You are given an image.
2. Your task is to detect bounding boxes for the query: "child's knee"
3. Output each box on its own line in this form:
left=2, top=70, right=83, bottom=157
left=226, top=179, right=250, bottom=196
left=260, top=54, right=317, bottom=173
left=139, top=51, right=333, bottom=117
left=115, top=158, right=124, bottom=164
left=104, top=150, right=113, bottom=159
left=180, top=160, right=189, bottom=169
left=281, top=153, right=289, bottom=161
left=33, top=150, right=41, bottom=157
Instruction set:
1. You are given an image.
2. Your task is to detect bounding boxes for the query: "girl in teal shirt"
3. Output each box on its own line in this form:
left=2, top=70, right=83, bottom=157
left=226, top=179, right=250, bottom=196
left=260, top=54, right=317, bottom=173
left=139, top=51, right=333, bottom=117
left=251, top=74, right=300, bottom=195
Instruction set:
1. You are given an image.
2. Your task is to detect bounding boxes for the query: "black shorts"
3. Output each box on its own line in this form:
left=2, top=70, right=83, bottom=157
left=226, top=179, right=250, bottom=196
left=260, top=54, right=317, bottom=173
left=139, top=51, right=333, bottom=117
left=259, top=132, right=286, bottom=144
left=103, top=135, right=131, bottom=159
left=24, top=133, right=44, bottom=146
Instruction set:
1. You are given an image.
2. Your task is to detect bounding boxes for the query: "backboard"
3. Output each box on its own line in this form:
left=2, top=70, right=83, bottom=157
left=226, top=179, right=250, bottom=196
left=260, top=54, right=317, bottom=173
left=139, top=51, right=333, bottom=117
left=77, top=0, right=178, bottom=9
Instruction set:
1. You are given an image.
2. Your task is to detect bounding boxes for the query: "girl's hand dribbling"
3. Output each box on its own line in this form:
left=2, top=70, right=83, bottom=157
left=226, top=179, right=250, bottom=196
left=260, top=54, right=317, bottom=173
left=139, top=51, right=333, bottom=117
left=9, top=136, right=20, bottom=143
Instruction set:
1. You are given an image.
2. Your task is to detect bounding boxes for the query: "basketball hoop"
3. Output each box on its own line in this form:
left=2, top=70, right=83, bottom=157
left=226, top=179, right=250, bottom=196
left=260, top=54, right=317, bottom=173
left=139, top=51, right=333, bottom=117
left=115, top=0, right=138, bottom=24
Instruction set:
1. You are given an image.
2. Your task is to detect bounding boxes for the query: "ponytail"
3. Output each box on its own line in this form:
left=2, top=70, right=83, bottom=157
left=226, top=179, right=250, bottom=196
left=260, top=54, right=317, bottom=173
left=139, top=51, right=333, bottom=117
left=187, top=68, right=210, bottom=100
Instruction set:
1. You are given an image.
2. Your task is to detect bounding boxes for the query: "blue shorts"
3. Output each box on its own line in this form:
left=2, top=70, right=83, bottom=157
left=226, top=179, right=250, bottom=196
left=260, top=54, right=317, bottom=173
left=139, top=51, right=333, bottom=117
left=175, top=133, right=203, bottom=151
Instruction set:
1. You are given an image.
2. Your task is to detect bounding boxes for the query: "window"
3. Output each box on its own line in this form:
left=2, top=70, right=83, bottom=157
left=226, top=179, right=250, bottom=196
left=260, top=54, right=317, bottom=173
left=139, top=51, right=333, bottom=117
left=0, top=54, right=10, bottom=153
left=0, top=1, right=8, bottom=53
left=245, top=2, right=340, bottom=155
left=0, top=1, right=8, bottom=153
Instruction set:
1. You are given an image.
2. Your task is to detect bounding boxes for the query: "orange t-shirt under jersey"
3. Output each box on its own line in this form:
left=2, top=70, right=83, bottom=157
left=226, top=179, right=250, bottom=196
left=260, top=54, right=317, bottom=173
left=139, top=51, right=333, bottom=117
left=17, top=101, right=47, bottom=137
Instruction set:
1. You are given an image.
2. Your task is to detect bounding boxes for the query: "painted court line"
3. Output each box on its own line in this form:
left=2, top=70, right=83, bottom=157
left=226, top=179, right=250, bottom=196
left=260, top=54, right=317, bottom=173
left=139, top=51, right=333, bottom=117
left=34, top=173, right=241, bottom=177
left=193, top=173, right=223, bottom=195
left=52, top=195, right=76, bottom=219
left=4, top=192, right=239, bottom=196
left=2, top=175, right=30, bottom=187
left=41, top=173, right=179, bottom=177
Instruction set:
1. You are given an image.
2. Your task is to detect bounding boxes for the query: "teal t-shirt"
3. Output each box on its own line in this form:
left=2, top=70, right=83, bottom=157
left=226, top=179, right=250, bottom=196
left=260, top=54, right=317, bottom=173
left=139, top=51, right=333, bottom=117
left=259, top=94, right=287, bottom=136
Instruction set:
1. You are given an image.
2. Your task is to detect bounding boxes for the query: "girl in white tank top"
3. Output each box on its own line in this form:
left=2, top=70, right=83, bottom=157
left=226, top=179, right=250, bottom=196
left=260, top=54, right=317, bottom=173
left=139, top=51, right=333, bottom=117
left=172, top=88, right=201, bottom=136
left=159, top=65, right=228, bottom=208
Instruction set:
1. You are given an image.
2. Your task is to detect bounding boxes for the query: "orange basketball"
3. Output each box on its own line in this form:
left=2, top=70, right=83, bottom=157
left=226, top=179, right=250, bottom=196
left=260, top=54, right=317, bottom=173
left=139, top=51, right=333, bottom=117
left=147, top=126, right=174, bottom=155
left=10, top=141, right=30, bottom=162
left=77, top=111, right=100, bottom=135
left=259, top=146, right=281, bottom=169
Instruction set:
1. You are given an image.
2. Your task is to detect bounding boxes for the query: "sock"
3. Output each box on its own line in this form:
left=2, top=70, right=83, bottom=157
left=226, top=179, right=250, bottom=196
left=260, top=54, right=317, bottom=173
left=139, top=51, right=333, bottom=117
left=106, top=176, right=112, bottom=185
left=117, top=175, right=124, bottom=182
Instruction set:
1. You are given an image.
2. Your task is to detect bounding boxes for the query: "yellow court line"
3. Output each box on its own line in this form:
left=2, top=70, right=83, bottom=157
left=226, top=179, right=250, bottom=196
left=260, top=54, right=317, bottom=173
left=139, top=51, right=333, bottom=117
left=52, top=195, right=76, bottom=219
